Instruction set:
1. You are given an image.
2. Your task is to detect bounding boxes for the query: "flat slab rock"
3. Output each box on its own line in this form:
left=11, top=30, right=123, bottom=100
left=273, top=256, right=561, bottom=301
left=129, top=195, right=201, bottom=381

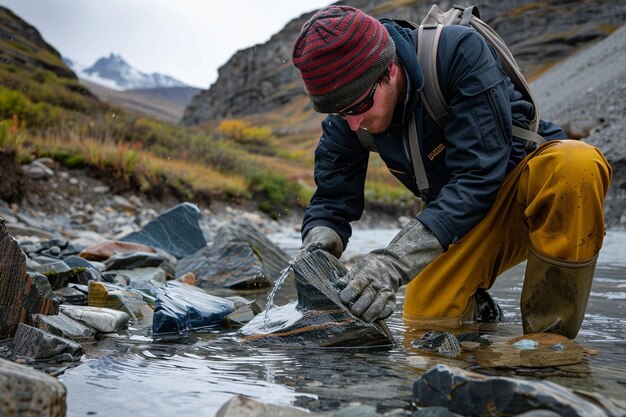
left=31, top=312, right=98, bottom=342
left=79, top=240, right=156, bottom=261
left=474, top=333, right=584, bottom=368
left=152, top=282, right=235, bottom=339
left=60, top=305, right=129, bottom=333
left=1, top=221, right=58, bottom=339
left=0, top=358, right=66, bottom=417
left=240, top=250, right=395, bottom=348
left=213, top=218, right=291, bottom=283
left=12, top=323, right=83, bottom=362
left=121, top=202, right=207, bottom=259
left=413, top=364, right=611, bottom=417
left=176, top=241, right=270, bottom=289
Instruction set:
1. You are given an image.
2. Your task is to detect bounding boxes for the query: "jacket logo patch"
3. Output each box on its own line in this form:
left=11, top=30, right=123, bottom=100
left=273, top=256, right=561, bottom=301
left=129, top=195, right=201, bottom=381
left=428, top=143, right=445, bottom=161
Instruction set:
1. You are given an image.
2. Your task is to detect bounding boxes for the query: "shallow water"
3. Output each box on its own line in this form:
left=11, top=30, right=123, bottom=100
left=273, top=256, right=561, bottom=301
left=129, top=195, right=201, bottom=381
left=60, top=230, right=626, bottom=416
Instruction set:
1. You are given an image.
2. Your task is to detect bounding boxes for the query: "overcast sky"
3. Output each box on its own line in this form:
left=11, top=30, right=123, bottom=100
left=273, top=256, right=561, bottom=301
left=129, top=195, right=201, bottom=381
left=0, top=0, right=334, bottom=88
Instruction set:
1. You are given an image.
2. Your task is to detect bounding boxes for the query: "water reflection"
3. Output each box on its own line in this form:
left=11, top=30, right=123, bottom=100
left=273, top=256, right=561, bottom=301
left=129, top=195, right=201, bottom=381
left=60, top=231, right=626, bottom=416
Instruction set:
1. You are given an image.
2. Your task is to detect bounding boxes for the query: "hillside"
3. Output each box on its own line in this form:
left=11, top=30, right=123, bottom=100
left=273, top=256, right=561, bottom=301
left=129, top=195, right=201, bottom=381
left=81, top=80, right=199, bottom=123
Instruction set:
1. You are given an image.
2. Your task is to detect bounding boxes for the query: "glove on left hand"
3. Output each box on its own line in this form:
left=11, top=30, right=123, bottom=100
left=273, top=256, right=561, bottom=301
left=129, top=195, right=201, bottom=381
left=338, top=219, right=443, bottom=322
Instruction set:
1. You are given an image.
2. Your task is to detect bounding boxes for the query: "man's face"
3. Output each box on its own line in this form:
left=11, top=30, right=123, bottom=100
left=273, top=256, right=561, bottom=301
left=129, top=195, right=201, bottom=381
left=339, top=64, right=401, bottom=134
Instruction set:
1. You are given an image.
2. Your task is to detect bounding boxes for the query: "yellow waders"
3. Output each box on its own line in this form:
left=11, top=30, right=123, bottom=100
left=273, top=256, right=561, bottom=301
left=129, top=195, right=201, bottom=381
left=402, top=140, right=612, bottom=336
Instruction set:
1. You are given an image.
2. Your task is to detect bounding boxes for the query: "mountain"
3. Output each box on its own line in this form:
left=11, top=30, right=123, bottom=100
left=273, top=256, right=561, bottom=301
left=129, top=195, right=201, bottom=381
left=80, top=80, right=199, bottom=123
left=181, top=0, right=626, bottom=131
left=65, top=53, right=190, bottom=91
left=64, top=54, right=199, bottom=122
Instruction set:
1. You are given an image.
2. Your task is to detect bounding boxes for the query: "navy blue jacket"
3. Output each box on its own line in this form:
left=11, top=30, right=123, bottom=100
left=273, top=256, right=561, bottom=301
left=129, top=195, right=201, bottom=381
left=302, top=20, right=565, bottom=250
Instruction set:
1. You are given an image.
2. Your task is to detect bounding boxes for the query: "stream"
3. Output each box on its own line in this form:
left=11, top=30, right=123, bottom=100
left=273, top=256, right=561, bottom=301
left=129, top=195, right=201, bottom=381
left=59, top=229, right=626, bottom=416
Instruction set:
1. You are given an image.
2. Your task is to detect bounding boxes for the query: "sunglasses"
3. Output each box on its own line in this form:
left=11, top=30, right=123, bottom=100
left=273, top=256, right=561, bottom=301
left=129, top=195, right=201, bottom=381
left=335, top=80, right=379, bottom=118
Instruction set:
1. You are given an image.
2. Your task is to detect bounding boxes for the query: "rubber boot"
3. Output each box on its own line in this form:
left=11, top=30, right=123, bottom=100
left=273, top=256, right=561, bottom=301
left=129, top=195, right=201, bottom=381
left=521, top=246, right=597, bottom=339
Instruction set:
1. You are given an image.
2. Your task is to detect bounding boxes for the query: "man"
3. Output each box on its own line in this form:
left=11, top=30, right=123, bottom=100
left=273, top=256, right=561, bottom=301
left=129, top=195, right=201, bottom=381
left=291, top=6, right=612, bottom=338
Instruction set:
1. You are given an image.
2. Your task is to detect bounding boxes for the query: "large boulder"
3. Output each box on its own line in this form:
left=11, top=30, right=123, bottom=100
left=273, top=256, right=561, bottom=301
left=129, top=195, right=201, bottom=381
left=121, top=202, right=207, bottom=258
left=0, top=220, right=58, bottom=340
left=0, top=358, right=66, bottom=417
left=413, top=364, right=610, bottom=417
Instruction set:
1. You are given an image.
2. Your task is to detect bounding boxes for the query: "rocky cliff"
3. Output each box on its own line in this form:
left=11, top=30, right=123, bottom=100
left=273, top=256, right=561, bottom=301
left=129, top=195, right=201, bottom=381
left=181, top=0, right=626, bottom=129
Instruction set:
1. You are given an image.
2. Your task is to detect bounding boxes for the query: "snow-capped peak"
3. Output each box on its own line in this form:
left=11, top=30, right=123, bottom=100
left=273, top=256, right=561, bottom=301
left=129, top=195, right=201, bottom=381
left=64, top=53, right=189, bottom=90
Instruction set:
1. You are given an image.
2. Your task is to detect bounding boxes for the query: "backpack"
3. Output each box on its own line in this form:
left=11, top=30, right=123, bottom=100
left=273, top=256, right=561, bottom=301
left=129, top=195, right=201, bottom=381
left=356, top=4, right=546, bottom=194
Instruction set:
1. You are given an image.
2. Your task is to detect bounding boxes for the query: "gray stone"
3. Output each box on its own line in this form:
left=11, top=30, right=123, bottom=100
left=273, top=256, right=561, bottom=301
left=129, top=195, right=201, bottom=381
left=216, top=395, right=310, bottom=417
left=333, top=404, right=380, bottom=417
left=23, top=159, right=54, bottom=179
left=1, top=221, right=58, bottom=339
left=213, top=218, right=291, bottom=283
left=12, top=324, right=83, bottom=362
left=411, top=332, right=462, bottom=358
left=225, top=301, right=261, bottom=328
left=412, top=407, right=463, bottom=417
left=103, top=251, right=165, bottom=271
left=31, top=260, right=73, bottom=290
left=4, top=223, right=57, bottom=239
left=54, top=286, right=87, bottom=305
left=0, top=358, right=66, bottom=417
left=60, top=305, right=129, bottom=333
left=413, top=365, right=607, bottom=417
left=121, top=202, right=207, bottom=258
left=176, top=242, right=270, bottom=289
left=31, top=313, right=98, bottom=342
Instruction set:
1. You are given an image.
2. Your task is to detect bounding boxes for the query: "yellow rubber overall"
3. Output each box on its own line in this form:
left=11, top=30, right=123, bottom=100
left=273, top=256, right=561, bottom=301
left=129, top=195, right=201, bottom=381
left=403, top=140, right=612, bottom=329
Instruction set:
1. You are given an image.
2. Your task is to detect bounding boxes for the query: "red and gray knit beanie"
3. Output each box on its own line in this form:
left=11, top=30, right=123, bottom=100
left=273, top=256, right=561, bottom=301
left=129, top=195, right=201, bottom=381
left=292, top=5, right=396, bottom=113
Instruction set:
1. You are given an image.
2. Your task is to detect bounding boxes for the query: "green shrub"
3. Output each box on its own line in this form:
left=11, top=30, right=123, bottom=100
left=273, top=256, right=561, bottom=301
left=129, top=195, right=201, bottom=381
left=248, top=169, right=301, bottom=219
left=64, top=154, right=86, bottom=168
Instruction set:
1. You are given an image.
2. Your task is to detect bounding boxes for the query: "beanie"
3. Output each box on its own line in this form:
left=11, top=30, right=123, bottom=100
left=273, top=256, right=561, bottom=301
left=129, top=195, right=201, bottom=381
left=292, top=6, right=396, bottom=114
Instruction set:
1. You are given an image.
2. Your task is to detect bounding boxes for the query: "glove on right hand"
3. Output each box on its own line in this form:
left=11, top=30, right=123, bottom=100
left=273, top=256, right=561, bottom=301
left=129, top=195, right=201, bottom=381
left=296, top=226, right=344, bottom=260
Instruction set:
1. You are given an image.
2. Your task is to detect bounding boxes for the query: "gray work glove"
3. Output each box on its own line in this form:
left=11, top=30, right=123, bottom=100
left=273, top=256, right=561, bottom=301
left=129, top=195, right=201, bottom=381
left=297, top=226, right=344, bottom=259
left=338, top=219, right=443, bottom=322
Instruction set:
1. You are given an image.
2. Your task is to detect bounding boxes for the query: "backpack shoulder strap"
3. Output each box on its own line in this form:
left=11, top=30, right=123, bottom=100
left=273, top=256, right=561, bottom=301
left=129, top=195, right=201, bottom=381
left=417, top=24, right=447, bottom=128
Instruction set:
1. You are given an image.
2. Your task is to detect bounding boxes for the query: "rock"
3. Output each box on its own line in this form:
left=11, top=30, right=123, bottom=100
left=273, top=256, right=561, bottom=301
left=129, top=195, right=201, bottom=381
left=103, top=251, right=165, bottom=271
left=54, top=286, right=87, bottom=305
left=152, top=282, right=235, bottom=339
left=121, top=202, right=207, bottom=258
left=0, top=358, right=66, bottom=417
left=412, top=407, right=464, bottom=417
left=30, top=260, right=73, bottom=290
left=411, top=332, right=462, bottom=358
left=216, top=394, right=310, bottom=417
left=87, top=280, right=151, bottom=321
left=240, top=250, right=395, bottom=347
left=3, top=223, right=57, bottom=239
left=60, top=305, right=129, bottom=333
left=22, top=159, right=54, bottom=179
left=474, top=333, right=584, bottom=368
left=30, top=313, right=98, bottom=342
left=60, top=255, right=104, bottom=284
left=225, top=301, right=262, bottom=328
left=573, top=390, right=626, bottom=417
left=12, top=323, right=83, bottom=362
left=110, top=195, right=136, bottom=214
left=213, top=218, right=291, bottom=283
left=176, top=242, right=270, bottom=289
left=79, top=240, right=156, bottom=261
left=1, top=221, right=58, bottom=339
left=333, top=404, right=380, bottom=417
left=413, top=364, right=607, bottom=417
